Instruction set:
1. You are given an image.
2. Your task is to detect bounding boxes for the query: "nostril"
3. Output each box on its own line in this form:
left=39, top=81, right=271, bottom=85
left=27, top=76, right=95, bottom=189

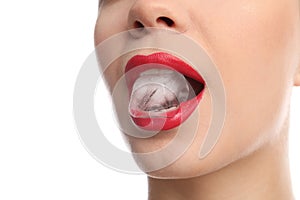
left=157, top=16, right=174, bottom=27
left=133, top=21, right=144, bottom=29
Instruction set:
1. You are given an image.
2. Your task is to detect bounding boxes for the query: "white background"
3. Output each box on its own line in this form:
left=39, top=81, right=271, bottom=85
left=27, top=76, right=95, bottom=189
left=0, top=0, right=299, bottom=199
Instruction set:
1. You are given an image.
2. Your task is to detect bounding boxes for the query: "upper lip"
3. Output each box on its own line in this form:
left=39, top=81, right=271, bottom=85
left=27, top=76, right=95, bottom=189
left=124, top=52, right=205, bottom=91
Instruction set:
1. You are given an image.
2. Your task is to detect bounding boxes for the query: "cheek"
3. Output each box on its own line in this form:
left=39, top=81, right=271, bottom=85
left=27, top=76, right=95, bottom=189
left=200, top=0, right=298, bottom=154
left=94, top=3, right=131, bottom=45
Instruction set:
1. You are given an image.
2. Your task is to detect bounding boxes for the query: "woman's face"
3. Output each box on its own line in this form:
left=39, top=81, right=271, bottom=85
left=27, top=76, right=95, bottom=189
left=94, top=0, right=300, bottom=178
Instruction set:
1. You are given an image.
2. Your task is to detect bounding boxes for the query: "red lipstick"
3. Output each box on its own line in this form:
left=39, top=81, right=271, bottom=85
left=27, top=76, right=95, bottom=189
left=125, top=52, right=205, bottom=131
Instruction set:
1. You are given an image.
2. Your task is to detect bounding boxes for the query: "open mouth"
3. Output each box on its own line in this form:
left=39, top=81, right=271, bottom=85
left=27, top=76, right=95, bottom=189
left=125, top=52, right=206, bottom=131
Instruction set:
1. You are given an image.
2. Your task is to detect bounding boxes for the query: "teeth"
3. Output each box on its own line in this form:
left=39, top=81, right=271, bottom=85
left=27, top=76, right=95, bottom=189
left=129, top=69, right=189, bottom=116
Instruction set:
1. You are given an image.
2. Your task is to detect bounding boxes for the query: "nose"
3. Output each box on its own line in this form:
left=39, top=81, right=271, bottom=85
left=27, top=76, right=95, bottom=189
left=127, top=0, right=190, bottom=34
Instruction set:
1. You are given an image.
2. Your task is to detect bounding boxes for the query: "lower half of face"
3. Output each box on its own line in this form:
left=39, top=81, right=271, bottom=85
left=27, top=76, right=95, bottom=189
left=95, top=0, right=300, bottom=178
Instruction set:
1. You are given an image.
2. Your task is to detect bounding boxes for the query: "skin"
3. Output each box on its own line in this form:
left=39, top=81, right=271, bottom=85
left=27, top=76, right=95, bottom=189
left=94, top=0, right=300, bottom=199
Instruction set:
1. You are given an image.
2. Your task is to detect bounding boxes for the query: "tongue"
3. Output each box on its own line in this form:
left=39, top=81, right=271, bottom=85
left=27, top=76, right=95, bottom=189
left=129, top=69, right=189, bottom=118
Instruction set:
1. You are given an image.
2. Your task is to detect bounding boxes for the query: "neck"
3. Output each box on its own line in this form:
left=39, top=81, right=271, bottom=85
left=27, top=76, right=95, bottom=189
left=148, top=132, right=294, bottom=200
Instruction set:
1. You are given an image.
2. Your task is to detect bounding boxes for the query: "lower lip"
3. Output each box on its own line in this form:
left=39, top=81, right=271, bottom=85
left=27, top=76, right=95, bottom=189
left=125, top=53, right=205, bottom=131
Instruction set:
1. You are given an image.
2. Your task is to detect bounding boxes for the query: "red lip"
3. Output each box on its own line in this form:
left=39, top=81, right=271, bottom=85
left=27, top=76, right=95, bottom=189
left=125, top=52, right=205, bottom=131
